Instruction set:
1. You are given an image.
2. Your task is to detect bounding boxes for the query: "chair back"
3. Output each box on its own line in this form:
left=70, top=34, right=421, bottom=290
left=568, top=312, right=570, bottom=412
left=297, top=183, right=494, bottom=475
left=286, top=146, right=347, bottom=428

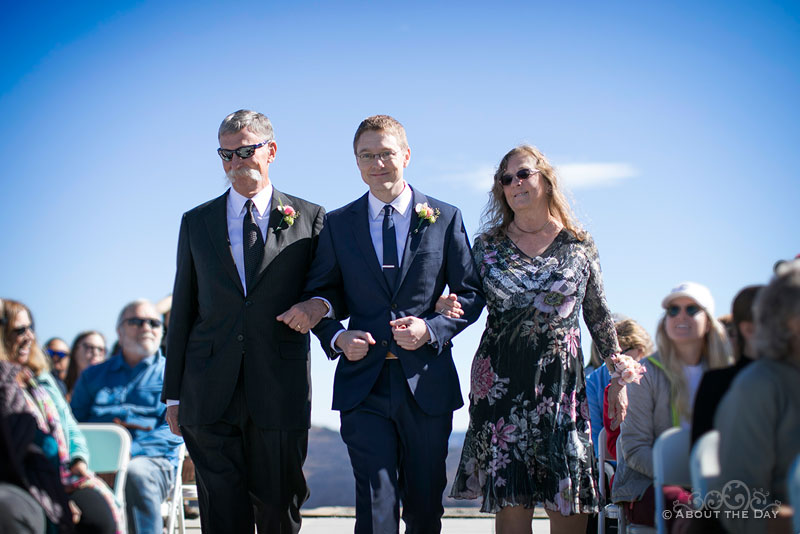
left=690, top=430, right=720, bottom=502
left=790, top=454, right=800, bottom=534
left=652, top=427, right=690, bottom=534
left=78, top=423, right=132, bottom=505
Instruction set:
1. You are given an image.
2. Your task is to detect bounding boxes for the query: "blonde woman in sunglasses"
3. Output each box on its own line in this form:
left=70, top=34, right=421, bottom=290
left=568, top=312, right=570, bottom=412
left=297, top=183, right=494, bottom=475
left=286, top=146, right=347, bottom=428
left=612, top=282, right=732, bottom=529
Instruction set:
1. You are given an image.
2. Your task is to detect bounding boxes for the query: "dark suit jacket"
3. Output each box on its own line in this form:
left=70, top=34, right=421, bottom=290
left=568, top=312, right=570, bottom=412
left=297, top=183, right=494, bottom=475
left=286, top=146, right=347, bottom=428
left=162, top=188, right=325, bottom=429
left=305, top=187, right=485, bottom=416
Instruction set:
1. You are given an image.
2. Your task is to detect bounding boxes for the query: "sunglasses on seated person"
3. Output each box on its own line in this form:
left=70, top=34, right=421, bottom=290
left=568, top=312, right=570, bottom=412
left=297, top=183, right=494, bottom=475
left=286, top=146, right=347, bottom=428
left=217, top=140, right=272, bottom=162
left=499, top=168, right=540, bottom=186
left=46, top=348, right=69, bottom=360
left=122, top=317, right=163, bottom=329
left=666, top=304, right=703, bottom=318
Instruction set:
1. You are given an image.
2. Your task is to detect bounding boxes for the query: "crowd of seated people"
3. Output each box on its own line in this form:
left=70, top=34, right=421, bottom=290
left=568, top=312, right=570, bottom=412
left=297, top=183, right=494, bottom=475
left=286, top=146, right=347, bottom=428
left=0, top=296, right=183, bottom=534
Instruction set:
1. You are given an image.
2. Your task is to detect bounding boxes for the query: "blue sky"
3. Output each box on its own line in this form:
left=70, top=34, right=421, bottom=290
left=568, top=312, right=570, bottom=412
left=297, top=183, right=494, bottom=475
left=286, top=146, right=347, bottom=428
left=2, top=1, right=798, bottom=431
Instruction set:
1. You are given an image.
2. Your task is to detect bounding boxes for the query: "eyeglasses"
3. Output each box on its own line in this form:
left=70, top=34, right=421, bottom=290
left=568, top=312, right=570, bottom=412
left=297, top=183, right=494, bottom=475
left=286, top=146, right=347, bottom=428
left=500, top=168, right=540, bottom=186
left=123, top=317, right=163, bottom=329
left=79, top=342, right=106, bottom=354
left=11, top=324, right=33, bottom=337
left=666, top=304, right=702, bottom=318
left=47, top=349, right=69, bottom=360
left=356, top=151, right=396, bottom=164
left=217, top=140, right=272, bottom=162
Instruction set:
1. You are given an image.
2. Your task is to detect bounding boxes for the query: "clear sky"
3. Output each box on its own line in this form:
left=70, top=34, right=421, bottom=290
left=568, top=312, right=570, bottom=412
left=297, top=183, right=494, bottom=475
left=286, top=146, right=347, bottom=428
left=2, top=1, right=798, bottom=431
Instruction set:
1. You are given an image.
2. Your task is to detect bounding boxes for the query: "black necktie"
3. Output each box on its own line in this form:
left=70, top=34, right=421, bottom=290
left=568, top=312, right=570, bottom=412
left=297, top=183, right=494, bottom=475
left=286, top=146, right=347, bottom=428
left=382, top=204, right=399, bottom=289
left=243, top=200, right=264, bottom=290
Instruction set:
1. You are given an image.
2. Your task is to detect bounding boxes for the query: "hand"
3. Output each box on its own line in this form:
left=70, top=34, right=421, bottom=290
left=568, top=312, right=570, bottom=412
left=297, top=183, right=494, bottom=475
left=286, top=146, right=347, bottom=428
left=390, top=316, right=431, bottom=350
left=607, top=380, right=628, bottom=430
left=69, top=500, right=82, bottom=524
left=334, top=330, right=376, bottom=361
left=277, top=298, right=329, bottom=334
left=435, top=293, right=463, bottom=318
left=69, top=460, right=90, bottom=478
left=166, top=405, right=182, bottom=436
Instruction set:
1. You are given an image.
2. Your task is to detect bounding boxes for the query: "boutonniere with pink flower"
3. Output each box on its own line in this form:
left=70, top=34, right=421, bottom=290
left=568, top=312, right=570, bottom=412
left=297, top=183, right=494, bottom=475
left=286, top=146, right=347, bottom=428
left=278, top=201, right=299, bottom=226
left=413, top=202, right=440, bottom=233
left=609, top=353, right=647, bottom=386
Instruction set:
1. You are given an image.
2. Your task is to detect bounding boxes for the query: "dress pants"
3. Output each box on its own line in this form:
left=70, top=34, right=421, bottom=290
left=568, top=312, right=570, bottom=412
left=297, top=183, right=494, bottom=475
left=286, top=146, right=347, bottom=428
left=340, top=360, right=452, bottom=534
left=181, top=377, right=309, bottom=534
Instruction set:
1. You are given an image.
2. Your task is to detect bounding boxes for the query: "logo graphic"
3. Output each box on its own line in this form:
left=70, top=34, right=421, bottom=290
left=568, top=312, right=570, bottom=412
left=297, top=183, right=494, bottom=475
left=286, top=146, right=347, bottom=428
left=662, top=480, right=782, bottom=520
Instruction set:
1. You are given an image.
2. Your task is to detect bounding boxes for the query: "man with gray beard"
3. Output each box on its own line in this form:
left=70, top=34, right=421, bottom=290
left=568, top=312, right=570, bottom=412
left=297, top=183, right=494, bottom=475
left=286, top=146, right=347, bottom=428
left=162, top=110, right=329, bottom=533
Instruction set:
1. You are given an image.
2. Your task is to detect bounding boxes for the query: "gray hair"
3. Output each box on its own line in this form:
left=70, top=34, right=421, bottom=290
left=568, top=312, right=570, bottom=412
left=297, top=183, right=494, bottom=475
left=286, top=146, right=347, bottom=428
left=218, top=110, right=274, bottom=141
left=116, top=299, right=156, bottom=327
left=754, top=260, right=800, bottom=362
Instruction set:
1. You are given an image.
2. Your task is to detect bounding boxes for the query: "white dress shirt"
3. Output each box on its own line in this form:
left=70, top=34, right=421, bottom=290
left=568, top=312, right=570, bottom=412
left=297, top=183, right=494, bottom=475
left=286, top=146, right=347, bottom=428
left=228, top=185, right=273, bottom=295
left=331, top=182, right=436, bottom=351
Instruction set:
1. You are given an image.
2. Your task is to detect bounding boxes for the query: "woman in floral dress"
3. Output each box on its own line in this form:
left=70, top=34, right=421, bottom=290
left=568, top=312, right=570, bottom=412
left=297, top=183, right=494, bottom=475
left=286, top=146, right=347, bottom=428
left=450, top=145, right=626, bottom=533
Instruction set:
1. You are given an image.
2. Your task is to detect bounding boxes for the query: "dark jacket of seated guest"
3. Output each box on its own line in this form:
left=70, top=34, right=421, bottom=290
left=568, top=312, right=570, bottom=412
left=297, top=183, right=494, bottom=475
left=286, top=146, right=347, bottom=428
left=690, top=354, right=754, bottom=445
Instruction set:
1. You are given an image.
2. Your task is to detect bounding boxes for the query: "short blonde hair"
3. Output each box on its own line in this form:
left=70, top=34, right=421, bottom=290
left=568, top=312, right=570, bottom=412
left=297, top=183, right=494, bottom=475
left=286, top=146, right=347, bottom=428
left=479, top=145, right=585, bottom=240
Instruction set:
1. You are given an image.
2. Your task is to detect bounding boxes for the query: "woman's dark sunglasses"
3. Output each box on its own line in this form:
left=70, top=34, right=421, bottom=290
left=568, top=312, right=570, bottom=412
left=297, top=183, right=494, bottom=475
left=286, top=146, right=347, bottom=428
left=500, top=168, right=540, bottom=186
left=666, top=304, right=702, bottom=318
left=217, top=140, right=271, bottom=162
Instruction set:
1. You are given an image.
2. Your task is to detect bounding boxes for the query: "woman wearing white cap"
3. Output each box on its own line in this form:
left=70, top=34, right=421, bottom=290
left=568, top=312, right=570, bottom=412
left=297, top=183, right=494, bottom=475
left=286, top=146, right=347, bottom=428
left=611, top=281, right=732, bottom=529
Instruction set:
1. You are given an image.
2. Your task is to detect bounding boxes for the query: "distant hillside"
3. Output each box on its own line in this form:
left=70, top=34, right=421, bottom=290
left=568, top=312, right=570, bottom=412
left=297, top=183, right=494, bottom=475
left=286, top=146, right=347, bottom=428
left=304, top=427, right=480, bottom=508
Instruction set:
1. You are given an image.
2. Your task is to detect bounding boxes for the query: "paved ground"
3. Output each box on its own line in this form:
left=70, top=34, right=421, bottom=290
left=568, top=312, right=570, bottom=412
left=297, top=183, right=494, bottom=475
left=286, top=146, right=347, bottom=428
left=179, top=508, right=553, bottom=533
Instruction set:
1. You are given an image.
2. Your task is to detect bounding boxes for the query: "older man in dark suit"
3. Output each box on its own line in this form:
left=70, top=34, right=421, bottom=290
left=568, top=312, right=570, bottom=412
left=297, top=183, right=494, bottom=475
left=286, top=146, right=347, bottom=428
left=162, top=110, right=330, bottom=534
left=289, top=115, right=485, bottom=533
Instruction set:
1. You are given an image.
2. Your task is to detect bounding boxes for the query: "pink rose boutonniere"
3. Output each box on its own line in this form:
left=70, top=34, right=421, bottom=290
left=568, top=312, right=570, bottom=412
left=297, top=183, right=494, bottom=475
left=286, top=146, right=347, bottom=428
left=609, top=353, right=646, bottom=386
left=278, top=201, right=299, bottom=226
left=414, top=202, right=440, bottom=233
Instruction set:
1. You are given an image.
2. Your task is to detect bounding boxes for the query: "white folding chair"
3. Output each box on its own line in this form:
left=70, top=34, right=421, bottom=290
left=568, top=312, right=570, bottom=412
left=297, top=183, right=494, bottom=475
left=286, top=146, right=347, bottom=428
left=598, top=427, right=626, bottom=534
left=690, top=430, right=719, bottom=503
left=78, top=423, right=132, bottom=506
left=652, top=427, right=691, bottom=534
left=162, top=443, right=186, bottom=534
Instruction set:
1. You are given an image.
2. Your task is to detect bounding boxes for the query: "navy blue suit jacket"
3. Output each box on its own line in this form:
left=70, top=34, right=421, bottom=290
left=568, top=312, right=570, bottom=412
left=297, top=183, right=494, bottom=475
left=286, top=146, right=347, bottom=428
left=306, top=187, right=485, bottom=416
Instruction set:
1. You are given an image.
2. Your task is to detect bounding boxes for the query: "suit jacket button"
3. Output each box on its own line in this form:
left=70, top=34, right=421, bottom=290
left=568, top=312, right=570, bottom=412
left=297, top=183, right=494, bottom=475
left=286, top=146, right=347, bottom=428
left=237, top=334, right=244, bottom=341
left=391, top=303, right=398, bottom=310
left=245, top=300, right=252, bottom=307
left=381, top=340, right=388, bottom=347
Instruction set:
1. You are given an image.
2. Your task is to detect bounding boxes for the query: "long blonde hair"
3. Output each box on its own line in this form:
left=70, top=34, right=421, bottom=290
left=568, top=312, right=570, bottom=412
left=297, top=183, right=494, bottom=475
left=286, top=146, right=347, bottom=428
left=654, top=311, right=732, bottom=419
left=0, top=298, right=50, bottom=375
left=479, top=145, right=585, bottom=240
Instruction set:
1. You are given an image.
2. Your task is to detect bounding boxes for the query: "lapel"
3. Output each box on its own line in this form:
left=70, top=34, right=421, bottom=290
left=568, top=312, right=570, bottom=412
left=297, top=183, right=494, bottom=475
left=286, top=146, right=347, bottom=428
left=203, top=191, right=244, bottom=295
left=349, top=193, right=392, bottom=297
left=395, top=188, right=431, bottom=295
left=251, top=188, right=290, bottom=291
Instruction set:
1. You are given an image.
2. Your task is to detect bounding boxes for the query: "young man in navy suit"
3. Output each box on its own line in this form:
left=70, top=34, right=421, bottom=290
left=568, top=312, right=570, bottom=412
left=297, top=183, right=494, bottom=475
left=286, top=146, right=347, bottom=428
left=284, top=115, right=484, bottom=533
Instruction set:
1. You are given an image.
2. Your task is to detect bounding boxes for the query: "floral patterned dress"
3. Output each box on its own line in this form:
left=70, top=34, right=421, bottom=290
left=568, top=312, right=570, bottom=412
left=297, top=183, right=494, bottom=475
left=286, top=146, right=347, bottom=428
left=450, top=229, right=619, bottom=514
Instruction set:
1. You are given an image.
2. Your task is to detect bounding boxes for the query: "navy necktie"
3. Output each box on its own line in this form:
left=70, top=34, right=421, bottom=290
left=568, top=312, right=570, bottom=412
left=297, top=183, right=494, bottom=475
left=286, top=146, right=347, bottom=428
left=382, top=204, right=399, bottom=289
left=243, top=199, right=264, bottom=290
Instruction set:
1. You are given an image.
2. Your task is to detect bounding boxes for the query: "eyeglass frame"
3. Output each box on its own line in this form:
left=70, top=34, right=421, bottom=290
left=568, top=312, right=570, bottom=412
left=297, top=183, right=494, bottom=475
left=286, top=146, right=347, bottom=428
left=356, top=151, right=398, bottom=164
left=499, top=168, right=540, bottom=187
left=217, top=139, right=273, bottom=162
left=121, top=317, right=163, bottom=329
left=666, top=304, right=703, bottom=318
left=46, top=348, right=70, bottom=360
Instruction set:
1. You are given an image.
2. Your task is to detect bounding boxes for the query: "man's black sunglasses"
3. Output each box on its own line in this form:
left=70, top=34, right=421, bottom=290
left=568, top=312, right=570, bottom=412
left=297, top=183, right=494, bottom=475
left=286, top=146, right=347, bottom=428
left=217, top=140, right=272, bottom=162
left=123, top=317, right=163, bottom=329
left=499, top=168, right=540, bottom=186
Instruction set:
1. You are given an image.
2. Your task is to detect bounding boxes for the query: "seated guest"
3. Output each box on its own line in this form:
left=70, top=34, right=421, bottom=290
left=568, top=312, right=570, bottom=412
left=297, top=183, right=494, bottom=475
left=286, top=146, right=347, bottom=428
left=1, top=299, right=119, bottom=533
left=71, top=299, right=183, bottom=534
left=587, top=318, right=653, bottom=458
left=691, top=285, right=763, bottom=445
left=43, top=337, right=70, bottom=394
left=612, top=282, right=732, bottom=529
left=64, top=330, right=107, bottom=399
left=714, top=262, right=800, bottom=534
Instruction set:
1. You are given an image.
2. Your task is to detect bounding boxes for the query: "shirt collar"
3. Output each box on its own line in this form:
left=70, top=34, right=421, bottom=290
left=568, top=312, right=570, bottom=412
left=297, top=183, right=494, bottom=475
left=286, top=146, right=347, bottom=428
left=367, top=182, right=412, bottom=221
left=228, top=184, right=274, bottom=218
left=111, top=350, right=160, bottom=370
